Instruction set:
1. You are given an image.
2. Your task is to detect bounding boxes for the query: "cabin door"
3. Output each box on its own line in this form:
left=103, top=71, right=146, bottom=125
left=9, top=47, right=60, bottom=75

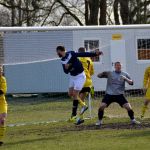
left=110, top=39, right=126, bottom=71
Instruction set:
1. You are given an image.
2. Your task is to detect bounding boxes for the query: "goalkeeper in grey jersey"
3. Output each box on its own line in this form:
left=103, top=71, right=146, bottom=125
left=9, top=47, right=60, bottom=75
left=96, top=62, right=140, bottom=126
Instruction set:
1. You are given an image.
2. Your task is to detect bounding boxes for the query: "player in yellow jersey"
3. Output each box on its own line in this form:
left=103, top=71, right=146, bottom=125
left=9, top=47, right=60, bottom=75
left=141, top=66, right=150, bottom=118
left=0, top=65, right=7, bottom=146
left=76, top=47, right=95, bottom=124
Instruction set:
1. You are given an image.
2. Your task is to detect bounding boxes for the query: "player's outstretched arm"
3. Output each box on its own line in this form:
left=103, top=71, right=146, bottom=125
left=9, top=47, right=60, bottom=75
left=75, top=49, right=103, bottom=57
left=97, top=72, right=109, bottom=78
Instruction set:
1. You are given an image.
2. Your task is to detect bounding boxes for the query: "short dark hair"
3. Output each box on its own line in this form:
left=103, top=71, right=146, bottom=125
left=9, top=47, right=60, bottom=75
left=78, top=47, right=86, bottom=53
left=114, top=61, right=121, bottom=65
left=56, top=46, right=65, bottom=51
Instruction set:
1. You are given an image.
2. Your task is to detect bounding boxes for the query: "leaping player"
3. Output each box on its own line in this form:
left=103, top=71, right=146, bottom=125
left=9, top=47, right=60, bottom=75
left=56, top=46, right=102, bottom=125
left=78, top=47, right=95, bottom=122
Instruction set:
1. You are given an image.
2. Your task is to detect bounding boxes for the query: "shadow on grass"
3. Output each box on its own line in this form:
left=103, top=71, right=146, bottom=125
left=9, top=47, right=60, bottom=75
left=117, top=130, right=150, bottom=138
left=57, top=120, right=150, bottom=133
left=5, top=136, right=59, bottom=147
left=7, top=96, right=70, bottom=106
left=5, top=124, right=150, bottom=147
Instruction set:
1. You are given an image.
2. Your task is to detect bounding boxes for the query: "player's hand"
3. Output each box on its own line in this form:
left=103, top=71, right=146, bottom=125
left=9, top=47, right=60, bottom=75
left=64, top=64, right=71, bottom=70
left=95, top=49, right=103, bottom=56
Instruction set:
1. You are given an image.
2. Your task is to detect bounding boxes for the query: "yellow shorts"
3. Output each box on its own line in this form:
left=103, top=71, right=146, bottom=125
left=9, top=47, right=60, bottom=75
left=145, top=88, right=150, bottom=100
left=0, top=103, right=7, bottom=114
left=84, top=79, right=92, bottom=88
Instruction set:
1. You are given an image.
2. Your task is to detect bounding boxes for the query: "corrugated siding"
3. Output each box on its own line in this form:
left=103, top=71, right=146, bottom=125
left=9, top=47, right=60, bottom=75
left=73, top=29, right=150, bottom=91
left=4, top=28, right=150, bottom=93
left=4, top=31, right=73, bottom=93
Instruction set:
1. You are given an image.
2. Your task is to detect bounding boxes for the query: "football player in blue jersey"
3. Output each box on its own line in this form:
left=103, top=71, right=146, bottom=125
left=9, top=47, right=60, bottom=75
left=56, top=46, right=103, bottom=125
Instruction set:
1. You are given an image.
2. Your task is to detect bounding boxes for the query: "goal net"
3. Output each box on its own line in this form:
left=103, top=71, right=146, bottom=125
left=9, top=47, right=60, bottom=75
left=0, top=26, right=149, bottom=127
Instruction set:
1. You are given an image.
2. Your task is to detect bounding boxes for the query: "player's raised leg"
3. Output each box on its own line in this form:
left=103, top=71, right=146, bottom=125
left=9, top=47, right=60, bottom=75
left=79, top=89, right=89, bottom=115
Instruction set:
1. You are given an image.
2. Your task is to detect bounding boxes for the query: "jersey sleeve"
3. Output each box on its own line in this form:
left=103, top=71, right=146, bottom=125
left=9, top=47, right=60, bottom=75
left=75, top=52, right=97, bottom=57
left=98, top=71, right=110, bottom=78
left=143, top=67, right=150, bottom=88
left=125, top=72, right=132, bottom=80
left=0, top=77, right=7, bottom=94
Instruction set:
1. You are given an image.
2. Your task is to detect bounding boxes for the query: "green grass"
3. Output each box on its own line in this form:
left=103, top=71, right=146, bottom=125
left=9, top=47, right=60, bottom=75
left=2, top=96, right=150, bottom=149
left=7, top=96, right=150, bottom=124
left=3, top=119, right=150, bottom=150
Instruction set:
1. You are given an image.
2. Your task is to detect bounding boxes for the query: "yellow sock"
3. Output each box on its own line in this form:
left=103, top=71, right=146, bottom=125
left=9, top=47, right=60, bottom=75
left=141, top=105, right=148, bottom=117
left=80, top=114, right=84, bottom=120
left=78, top=96, right=86, bottom=107
left=0, top=125, right=6, bottom=142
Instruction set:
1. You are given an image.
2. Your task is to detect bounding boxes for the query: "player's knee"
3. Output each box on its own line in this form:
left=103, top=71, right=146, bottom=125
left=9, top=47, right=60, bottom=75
left=79, top=93, right=85, bottom=101
left=99, top=103, right=107, bottom=111
left=123, top=103, right=132, bottom=111
left=68, top=92, right=73, bottom=97
left=72, top=91, right=79, bottom=99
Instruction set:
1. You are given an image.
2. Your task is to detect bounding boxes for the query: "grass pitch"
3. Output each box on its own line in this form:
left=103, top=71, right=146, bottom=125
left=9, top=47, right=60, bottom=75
left=3, top=96, right=150, bottom=150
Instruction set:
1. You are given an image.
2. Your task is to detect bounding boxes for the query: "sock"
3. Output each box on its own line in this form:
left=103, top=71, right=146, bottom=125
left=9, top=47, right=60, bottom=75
left=72, top=100, right=79, bottom=117
left=0, top=125, right=6, bottom=142
left=98, top=109, right=104, bottom=120
left=90, top=86, right=95, bottom=98
left=79, top=114, right=84, bottom=120
left=141, top=105, right=148, bottom=117
left=128, top=110, right=134, bottom=120
left=77, top=96, right=86, bottom=107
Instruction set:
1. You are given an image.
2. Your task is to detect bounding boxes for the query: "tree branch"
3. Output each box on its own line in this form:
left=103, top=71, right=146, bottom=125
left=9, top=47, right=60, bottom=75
left=56, top=0, right=83, bottom=26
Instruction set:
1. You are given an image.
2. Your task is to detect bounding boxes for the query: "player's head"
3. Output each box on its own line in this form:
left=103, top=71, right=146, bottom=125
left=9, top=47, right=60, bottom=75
left=78, top=47, right=86, bottom=53
left=114, top=61, right=122, bottom=72
left=56, top=46, right=66, bottom=58
left=0, top=65, right=3, bottom=76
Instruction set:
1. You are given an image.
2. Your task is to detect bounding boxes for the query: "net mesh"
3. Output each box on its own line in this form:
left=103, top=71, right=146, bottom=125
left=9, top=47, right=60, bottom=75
left=0, top=27, right=149, bottom=126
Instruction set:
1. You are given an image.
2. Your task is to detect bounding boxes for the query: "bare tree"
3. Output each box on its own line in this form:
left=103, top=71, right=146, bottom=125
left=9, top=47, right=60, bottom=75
left=0, top=0, right=150, bottom=26
left=100, top=0, right=107, bottom=25
left=0, top=7, right=11, bottom=26
left=113, top=0, right=120, bottom=24
left=113, top=0, right=150, bottom=25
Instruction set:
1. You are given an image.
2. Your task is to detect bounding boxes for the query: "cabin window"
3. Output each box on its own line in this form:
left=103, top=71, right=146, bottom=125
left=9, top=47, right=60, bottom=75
left=84, top=40, right=100, bottom=62
left=137, top=38, right=150, bottom=60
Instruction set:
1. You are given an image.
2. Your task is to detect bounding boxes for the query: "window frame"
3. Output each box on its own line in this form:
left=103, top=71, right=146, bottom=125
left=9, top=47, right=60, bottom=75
left=136, top=36, right=150, bottom=64
left=82, top=37, right=102, bottom=64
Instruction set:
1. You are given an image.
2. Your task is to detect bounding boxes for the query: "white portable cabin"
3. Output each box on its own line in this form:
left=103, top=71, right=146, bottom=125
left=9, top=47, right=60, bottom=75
left=1, top=25, right=150, bottom=94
